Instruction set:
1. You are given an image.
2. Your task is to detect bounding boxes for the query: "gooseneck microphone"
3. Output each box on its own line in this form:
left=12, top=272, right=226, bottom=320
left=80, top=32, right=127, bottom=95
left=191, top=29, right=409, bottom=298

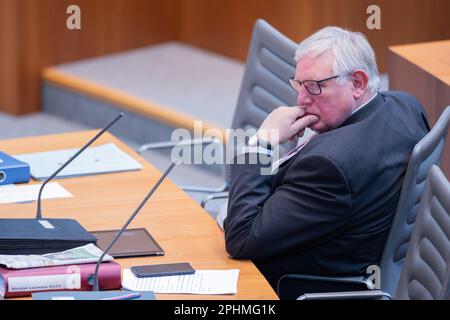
left=0, top=112, right=125, bottom=256
left=36, top=113, right=124, bottom=219
left=90, top=160, right=179, bottom=291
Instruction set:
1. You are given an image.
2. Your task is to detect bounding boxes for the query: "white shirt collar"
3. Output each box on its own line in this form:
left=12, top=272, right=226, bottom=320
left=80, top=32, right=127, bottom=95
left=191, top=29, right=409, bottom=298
left=350, top=92, right=378, bottom=116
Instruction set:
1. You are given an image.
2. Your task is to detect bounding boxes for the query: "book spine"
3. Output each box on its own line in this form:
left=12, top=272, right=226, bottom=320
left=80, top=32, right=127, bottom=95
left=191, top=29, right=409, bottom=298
left=2, top=263, right=121, bottom=298
left=6, top=272, right=82, bottom=297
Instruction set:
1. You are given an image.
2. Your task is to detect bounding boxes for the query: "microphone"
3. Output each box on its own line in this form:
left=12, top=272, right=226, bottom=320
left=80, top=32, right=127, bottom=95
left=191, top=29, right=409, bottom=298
left=0, top=113, right=124, bottom=255
left=88, top=160, right=179, bottom=291
left=36, top=113, right=124, bottom=219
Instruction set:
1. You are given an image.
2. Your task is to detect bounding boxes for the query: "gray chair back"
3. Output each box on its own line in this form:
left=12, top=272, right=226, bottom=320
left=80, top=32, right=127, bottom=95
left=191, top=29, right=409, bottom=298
left=231, top=19, right=297, bottom=131
left=225, top=19, right=298, bottom=181
left=396, top=165, right=450, bottom=299
left=380, top=106, right=450, bottom=295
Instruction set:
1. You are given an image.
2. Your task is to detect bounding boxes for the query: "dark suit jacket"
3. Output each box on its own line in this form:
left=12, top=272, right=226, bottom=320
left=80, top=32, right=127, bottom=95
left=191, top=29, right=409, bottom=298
left=224, top=91, right=430, bottom=295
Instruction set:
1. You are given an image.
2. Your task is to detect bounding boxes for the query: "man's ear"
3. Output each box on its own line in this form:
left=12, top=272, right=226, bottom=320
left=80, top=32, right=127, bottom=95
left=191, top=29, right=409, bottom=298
left=351, top=70, right=369, bottom=99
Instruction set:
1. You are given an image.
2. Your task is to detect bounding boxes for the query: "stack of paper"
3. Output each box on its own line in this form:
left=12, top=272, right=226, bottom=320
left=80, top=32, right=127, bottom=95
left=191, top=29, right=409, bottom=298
left=0, top=244, right=113, bottom=269
left=0, top=219, right=97, bottom=255
left=0, top=182, right=72, bottom=204
left=122, top=268, right=240, bottom=295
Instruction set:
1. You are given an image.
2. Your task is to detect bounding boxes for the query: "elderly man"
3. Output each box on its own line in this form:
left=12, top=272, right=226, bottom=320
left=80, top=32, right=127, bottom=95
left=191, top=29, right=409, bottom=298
left=223, top=27, right=430, bottom=297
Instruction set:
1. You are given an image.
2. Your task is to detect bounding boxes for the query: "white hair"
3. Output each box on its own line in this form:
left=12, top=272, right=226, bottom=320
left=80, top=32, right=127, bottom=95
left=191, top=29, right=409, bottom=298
left=294, top=26, right=380, bottom=93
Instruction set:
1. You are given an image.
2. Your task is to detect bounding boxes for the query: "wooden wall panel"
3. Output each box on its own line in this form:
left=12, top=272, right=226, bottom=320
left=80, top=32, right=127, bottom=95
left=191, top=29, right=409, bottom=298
left=0, top=0, right=19, bottom=114
left=180, top=0, right=450, bottom=72
left=1, top=0, right=449, bottom=115
left=0, top=0, right=181, bottom=114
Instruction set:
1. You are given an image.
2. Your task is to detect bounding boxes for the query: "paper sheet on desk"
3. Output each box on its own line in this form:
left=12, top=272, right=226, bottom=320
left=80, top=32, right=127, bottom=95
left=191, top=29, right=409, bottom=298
left=14, top=143, right=143, bottom=180
left=0, top=182, right=72, bottom=204
left=122, top=269, right=240, bottom=295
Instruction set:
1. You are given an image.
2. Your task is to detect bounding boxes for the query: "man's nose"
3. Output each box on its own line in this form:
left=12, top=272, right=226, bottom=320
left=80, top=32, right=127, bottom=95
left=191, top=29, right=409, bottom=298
left=296, top=86, right=313, bottom=106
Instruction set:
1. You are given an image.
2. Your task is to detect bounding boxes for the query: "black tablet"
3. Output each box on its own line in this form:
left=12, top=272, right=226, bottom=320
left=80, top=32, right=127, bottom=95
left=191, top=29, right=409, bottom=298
left=90, top=228, right=164, bottom=258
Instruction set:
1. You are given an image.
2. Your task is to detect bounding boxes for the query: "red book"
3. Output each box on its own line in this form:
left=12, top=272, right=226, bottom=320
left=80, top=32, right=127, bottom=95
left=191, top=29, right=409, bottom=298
left=0, top=262, right=121, bottom=298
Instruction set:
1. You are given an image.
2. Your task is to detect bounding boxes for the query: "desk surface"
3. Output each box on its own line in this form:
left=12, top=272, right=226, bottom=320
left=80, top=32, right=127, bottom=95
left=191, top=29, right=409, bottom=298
left=389, top=40, right=450, bottom=86
left=0, top=130, right=277, bottom=300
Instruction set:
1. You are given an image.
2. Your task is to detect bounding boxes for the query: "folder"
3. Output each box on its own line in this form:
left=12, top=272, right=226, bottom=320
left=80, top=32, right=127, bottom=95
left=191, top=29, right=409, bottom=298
left=0, top=152, right=30, bottom=185
left=0, top=219, right=97, bottom=255
left=0, top=261, right=121, bottom=298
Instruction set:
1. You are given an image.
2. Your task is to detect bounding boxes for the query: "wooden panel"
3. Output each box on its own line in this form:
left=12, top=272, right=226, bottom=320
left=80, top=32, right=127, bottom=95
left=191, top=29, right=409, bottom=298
left=0, top=0, right=19, bottom=113
left=0, top=0, right=181, bottom=114
left=388, top=41, right=450, bottom=177
left=388, top=51, right=438, bottom=120
left=0, top=131, right=277, bottom=300
left=180, top=0, right=450, bottom=72
left=388, top=40, right=450, bottom=86
left=2, top=0, right=449, bottom=115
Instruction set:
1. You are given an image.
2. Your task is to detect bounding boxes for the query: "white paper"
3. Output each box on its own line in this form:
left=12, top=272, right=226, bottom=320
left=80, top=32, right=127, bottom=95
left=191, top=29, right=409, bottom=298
left=14, top=143, right=142, bottom=180
left=0, top=184, right=17, bottom=190
left=8, top=273, right=81, bottom=293
left=0, top=182, right=72, bottom=204
left=52, top=296, right=75, bottom=300
left=122, top=269, right=239, bottom=295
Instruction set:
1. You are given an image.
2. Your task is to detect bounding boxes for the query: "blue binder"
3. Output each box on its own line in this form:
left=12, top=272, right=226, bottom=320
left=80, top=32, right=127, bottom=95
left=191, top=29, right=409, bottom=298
left=0, top=151, right=30, bottom=185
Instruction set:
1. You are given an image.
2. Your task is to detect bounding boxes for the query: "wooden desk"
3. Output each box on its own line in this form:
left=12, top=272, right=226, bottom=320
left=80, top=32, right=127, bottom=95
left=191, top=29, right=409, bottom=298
left=388, top=40, right=450, bottom=176
left=0, top=131, right=277, bottom=300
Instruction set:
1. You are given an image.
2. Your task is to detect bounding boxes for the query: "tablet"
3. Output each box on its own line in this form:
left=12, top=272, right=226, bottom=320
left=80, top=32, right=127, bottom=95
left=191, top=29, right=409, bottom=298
left=90, top=228, right=164, bottom=258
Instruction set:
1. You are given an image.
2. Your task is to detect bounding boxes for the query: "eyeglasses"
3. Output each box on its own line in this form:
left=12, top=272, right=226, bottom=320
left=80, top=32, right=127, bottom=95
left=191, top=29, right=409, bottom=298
left=288, top=75, right=341, bottom=95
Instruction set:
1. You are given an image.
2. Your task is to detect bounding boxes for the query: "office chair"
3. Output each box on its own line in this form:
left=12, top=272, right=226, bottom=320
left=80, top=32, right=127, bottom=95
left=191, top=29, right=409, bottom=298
left=298, top=164, right=450, bottom=300
left=137, top=19, right=298, bottom=205
left=378, top=105, right=450, bottom=295
left=277, top=106, right=450, bottom=299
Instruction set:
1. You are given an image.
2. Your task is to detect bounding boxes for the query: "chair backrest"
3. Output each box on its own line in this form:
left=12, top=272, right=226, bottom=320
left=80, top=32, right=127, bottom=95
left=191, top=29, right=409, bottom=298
left=225, top=19, right=298, bottom=181
left=379, top=106, right=450, bottom=295
left=231, top=19, right=297, bottom=131
left=396, top=165, right=450, bottom=299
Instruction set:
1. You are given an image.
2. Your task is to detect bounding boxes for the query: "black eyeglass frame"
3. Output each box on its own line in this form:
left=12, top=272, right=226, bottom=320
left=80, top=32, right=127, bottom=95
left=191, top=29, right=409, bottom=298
left=288, top=74, right=341, bottom=95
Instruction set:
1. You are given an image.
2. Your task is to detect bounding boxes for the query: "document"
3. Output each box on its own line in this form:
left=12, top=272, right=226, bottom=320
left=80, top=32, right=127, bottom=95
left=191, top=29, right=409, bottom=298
left=122, top=268, right=240, bottom=295
left=0, top=182, right=72, bottom=204
left=0, top=184, right=17, bottom=190
left=14, top=143, right=143, bottom=180
left=0, top=244, right=113, bottom=269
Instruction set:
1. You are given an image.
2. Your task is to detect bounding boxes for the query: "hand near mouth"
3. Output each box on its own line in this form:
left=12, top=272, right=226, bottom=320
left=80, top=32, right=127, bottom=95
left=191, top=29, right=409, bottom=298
left=257, top=106, right=319, bottom=147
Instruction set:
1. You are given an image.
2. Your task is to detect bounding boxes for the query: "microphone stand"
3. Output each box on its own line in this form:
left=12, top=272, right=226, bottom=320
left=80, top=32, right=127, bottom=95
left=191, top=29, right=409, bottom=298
left=90, top=160, right=179, bottom=291
left=36, top=113, right=124, bottom=219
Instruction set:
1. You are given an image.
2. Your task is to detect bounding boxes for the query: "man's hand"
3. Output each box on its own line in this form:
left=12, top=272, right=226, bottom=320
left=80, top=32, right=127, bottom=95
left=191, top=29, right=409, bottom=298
left=257, top=106, right=319, bottom=146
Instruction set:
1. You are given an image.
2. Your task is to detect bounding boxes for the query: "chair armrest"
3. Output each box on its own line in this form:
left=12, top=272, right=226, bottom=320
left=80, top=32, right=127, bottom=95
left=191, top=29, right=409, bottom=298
left=182, top=183, right=228, bottom=194
left=138, top=137, right=228, bottom=193
left=137, top=137, right=220, bottom=154
left=277, top=274, right=374, bottom=300
left=201, top=191, right=229, bottom=208
left=298, top=290, right=392, bottom=300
